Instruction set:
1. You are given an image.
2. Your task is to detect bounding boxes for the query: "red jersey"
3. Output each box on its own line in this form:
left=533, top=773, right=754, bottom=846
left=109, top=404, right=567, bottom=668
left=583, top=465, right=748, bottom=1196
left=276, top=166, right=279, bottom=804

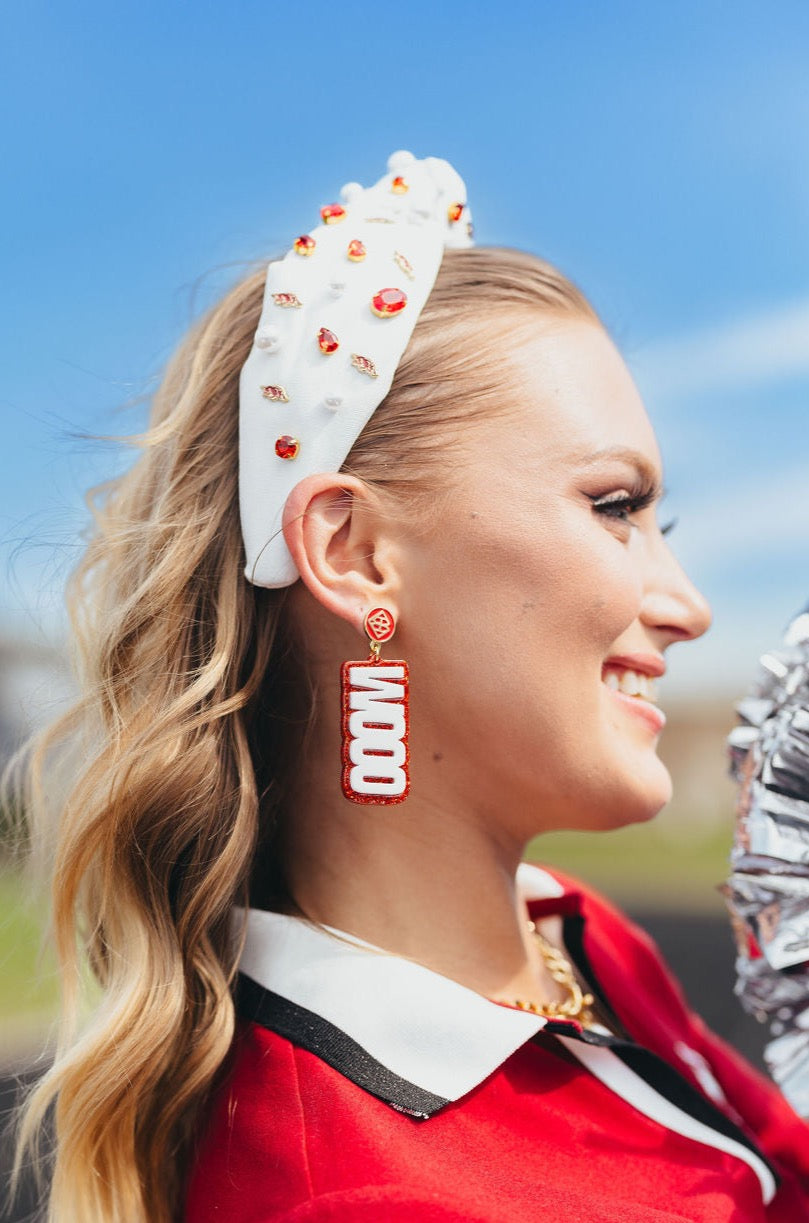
left=186, top=865, right=809, bottom=1221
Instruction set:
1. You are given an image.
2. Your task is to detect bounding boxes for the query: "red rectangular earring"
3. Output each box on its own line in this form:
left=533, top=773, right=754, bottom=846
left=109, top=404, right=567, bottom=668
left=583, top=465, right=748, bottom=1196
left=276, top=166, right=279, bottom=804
left=341, top=608, right=410, bottom=804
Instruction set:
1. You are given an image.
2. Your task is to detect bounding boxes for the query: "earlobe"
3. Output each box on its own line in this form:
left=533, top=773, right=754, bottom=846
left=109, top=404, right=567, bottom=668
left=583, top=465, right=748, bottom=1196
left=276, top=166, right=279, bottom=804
left=282, top=473, right=399, bottom=631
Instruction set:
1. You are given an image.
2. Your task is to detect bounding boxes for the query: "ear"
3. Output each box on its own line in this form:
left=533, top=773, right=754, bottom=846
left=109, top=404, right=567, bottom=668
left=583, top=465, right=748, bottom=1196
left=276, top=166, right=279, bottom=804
left=282, top=473, right=400, bottom=634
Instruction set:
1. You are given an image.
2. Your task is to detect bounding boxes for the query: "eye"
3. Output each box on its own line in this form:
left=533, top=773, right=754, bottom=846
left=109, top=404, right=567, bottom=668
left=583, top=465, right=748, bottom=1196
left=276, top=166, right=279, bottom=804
left=590, top=487, right=656, bottom=524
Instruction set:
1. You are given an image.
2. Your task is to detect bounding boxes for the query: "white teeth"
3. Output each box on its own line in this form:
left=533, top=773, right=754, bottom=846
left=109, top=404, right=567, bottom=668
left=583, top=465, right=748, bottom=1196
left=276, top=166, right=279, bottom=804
left=603, top=667, right=658, bottom=702
left=619, top=669, right=642, bottom=696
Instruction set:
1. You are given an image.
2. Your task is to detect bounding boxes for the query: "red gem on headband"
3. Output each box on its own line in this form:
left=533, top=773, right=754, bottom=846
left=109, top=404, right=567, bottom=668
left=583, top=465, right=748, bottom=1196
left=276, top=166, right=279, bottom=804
left=351, top=353, right=379, bottom=378
left=371, top=288, right=407, bottom=318
left=393, top=251, right=415, bottom=280
left=317, top=327, right=339, bottom=354
left=261, top=385, right=290, bottom=403
left=275, top=435, right=300, bottom=460
left=272, top=292, right=303, bottom=308
left=321, top=203, right=347, bottom=224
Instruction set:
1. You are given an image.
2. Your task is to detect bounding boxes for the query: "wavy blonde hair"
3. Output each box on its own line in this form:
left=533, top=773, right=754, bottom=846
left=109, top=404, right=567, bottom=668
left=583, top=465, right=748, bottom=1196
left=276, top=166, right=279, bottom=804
left=11, top=246, right=597, bottom=1221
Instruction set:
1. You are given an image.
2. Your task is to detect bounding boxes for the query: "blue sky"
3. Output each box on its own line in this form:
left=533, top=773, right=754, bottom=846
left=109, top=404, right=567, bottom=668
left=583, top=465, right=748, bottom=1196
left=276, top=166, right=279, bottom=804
left=2, top=0, right=808, bottom=696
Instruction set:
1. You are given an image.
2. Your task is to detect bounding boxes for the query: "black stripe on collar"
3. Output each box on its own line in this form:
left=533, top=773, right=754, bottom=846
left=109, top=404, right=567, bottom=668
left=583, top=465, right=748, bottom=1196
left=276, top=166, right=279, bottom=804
left=560, top=911, right=629, bottom=1035
left=236, top=972, right=448, bottom=1119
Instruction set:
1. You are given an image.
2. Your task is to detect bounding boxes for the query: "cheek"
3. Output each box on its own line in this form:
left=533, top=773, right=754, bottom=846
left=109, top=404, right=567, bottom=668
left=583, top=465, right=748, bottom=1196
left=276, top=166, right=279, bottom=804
left=407, top=506, right=643, bottom=687
left=572, top=568, right=643, bottom=653
left=469, top=512, right=644, bottom=658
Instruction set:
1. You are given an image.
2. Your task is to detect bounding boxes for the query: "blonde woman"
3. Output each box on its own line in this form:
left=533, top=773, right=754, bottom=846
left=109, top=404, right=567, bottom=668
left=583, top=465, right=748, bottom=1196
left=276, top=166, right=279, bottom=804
left=14, top=153, right=809, bottom=1221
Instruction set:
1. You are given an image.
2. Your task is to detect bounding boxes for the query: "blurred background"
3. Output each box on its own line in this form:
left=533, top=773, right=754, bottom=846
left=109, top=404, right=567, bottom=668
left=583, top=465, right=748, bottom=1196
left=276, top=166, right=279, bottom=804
left=2, top=0, right=809, bottom=1211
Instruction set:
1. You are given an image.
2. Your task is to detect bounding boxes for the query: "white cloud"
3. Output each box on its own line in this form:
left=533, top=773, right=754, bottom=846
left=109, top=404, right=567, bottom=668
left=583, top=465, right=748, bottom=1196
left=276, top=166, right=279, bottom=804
left=631, top=298, right=809, bottom=400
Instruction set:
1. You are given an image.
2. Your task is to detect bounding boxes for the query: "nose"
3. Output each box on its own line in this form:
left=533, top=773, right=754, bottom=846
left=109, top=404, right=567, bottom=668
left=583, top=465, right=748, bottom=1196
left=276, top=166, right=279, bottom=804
left=639, top=536, right=712, bottom=644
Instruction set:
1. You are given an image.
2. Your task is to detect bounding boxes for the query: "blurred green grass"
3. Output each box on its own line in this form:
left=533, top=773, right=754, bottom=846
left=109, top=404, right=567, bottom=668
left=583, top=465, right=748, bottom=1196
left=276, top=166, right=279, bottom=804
left=527, top=806, right=734, bottom=914
left=0, top=870, right=58, bottom=1063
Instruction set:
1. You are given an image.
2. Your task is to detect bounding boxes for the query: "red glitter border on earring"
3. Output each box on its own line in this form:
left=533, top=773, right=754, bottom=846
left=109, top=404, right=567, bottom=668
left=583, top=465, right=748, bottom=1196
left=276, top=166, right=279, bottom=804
left=340, top=657, right=410, bottom=805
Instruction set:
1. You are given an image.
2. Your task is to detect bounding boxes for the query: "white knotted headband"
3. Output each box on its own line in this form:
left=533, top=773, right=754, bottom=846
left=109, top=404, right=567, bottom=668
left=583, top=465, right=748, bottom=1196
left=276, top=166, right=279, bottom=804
left=239, top=150, right=474, bottom=588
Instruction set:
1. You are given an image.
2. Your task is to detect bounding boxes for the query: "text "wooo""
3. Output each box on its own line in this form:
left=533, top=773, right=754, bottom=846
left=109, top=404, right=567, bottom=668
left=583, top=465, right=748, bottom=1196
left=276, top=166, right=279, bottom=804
left=341, top=663, right=410, bottom=803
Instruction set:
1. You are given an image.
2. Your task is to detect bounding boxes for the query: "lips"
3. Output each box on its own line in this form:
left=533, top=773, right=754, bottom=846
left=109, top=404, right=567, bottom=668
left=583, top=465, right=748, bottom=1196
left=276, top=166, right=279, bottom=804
left=603, top=653, right=666, bottom=680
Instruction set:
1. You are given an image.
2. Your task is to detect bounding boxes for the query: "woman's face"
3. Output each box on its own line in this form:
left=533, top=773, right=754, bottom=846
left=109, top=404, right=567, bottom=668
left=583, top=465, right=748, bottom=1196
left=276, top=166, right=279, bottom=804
left=399, top=317, right=711, bottom=838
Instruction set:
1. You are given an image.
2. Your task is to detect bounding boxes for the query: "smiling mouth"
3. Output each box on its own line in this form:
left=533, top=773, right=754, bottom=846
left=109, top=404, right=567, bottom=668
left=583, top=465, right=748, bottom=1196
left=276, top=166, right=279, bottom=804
left=601, top=665, right=659, bottom=703
left=601, top=663, right=666, bottom=732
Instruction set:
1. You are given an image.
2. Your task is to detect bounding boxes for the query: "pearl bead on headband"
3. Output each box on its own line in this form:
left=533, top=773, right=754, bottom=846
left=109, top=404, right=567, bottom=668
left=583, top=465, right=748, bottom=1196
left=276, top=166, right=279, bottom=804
left=239, top=150, right=474, bottom=589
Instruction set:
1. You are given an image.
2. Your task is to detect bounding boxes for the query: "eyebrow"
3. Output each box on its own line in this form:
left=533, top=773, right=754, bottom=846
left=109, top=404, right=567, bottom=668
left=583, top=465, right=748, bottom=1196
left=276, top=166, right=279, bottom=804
left=573, top=446, right=663, bottom=487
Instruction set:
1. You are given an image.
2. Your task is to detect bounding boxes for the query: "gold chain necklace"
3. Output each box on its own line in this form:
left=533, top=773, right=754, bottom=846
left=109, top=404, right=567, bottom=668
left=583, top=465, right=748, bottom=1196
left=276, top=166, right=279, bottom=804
left=510, top=920, right=595, bottom=1025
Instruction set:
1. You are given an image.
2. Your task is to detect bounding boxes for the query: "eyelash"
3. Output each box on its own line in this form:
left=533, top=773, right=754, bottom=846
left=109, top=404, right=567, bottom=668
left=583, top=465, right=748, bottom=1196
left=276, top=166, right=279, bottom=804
left=590, top=488, right=676, bottom=536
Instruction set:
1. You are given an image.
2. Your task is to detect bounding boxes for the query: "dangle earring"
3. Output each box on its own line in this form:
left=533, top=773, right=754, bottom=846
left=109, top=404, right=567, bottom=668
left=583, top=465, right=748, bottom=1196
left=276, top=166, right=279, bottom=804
left=341, top=607, right=410, bottom=804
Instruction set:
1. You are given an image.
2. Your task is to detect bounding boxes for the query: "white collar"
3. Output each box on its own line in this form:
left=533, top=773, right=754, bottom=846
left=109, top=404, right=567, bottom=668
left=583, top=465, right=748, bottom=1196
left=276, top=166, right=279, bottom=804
left=237, top=862, right=560, bottom=1102
left=235, top=861, right=776, bottom=1203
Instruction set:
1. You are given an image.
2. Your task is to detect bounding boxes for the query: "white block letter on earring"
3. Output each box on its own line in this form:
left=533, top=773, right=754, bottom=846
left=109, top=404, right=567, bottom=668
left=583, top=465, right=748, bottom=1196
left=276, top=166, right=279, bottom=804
left=340, top=608, right=410, bottom=804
